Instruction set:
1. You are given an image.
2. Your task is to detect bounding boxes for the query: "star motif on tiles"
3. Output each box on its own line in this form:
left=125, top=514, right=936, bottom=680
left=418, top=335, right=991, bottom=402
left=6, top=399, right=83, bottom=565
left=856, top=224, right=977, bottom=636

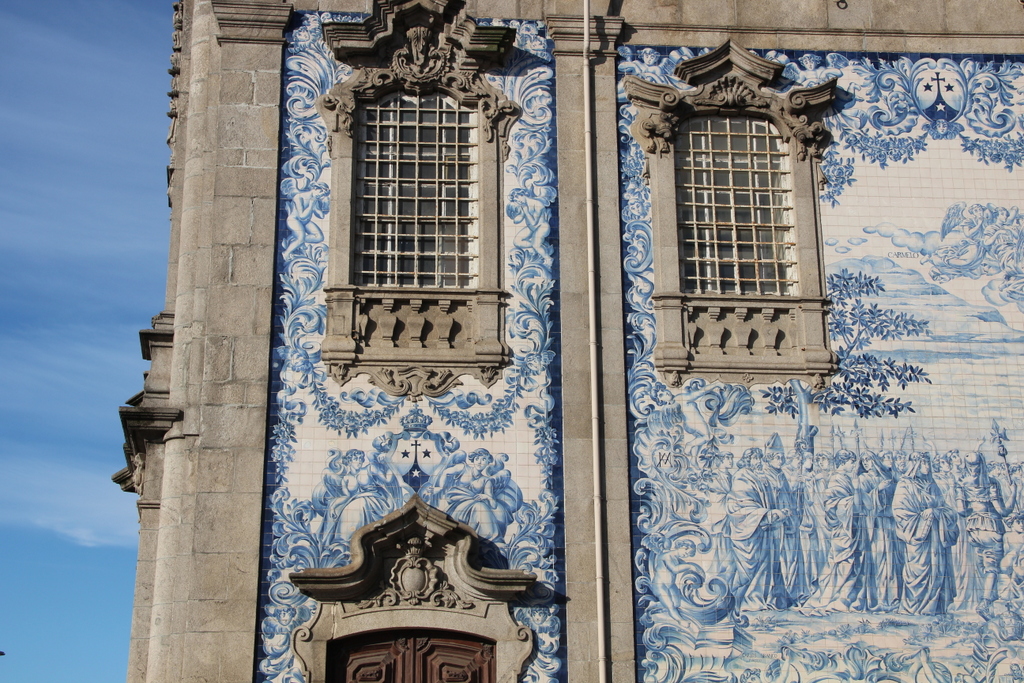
left=945, top=83, right=954, bottom=91
left=935, top=103, right=946, bottom=112
left=923, top=83, right=933, bottom=91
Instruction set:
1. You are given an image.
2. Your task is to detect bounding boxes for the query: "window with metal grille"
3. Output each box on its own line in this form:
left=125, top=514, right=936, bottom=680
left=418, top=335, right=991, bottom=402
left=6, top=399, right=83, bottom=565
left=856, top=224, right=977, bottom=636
left=355, top=93, right=479, bottom=288
left=676, top=116, right=797, bottom=295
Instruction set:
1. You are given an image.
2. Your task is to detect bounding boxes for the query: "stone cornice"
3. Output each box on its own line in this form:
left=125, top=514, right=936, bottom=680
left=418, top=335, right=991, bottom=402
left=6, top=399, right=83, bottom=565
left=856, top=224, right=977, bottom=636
left=211, top=0, right=293, bottom=44
left=112, top=458, right=135, bottom=494
left=544, top=15, right=625, bottom=56
left=622, top=22, right=1024, bottom=54
left=120, top=406, right=183, bottom=459
left=140, top=312, right=174, bottom=361
left=115, top=406, right=182, bottom=495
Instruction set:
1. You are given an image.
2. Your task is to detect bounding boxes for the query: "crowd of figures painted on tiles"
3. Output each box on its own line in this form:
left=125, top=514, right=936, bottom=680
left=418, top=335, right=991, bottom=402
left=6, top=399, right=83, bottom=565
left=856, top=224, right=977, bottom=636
left=618, top=46, right=1024, bottom=682
left=660, top=425, right=1023, bottom=616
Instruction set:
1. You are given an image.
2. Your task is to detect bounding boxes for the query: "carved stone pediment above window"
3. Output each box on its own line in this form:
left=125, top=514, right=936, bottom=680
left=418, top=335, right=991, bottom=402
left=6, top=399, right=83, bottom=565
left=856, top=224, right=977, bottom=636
left=290, top=496, right=536, bottom=683
left=314, top=0, right=519, bottom=400
left=319, top=0, right=519, bottom=145
left=623, top=41, right=838, bottom=387
left=623, top=41, right=836, bottom=162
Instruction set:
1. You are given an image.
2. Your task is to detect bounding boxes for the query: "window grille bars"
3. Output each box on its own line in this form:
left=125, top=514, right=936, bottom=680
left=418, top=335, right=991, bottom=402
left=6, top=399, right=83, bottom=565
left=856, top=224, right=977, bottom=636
left=676, top=117, right=797, bottom=296
left=355, top=93, right=479, bottom=288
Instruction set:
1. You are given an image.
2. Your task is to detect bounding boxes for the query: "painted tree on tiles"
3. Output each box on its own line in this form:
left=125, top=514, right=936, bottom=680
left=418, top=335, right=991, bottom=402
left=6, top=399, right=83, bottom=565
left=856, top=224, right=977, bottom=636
left=763, top=269, right=931, bottom=423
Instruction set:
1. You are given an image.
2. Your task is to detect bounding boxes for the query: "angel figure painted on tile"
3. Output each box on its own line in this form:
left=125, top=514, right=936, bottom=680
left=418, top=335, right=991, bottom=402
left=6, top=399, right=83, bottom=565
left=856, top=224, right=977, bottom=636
left=421, top=448, right=523, bottom=543
left=617, top=46, right=691, bottom=85
left=313, top=447, right=414, bottom=556
left=281, top=178, right=330, bottom=258
left=769, top=51, right=848, bottom=88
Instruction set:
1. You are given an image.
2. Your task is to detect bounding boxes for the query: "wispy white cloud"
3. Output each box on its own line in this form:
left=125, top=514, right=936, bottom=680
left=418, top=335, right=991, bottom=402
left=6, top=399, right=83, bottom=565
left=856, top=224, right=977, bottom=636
left=863, top=221, right=942, bottom=255
left=0, top=0, right=164, bottom=677
left=0, top=450, right=139, bottom=547
left=0, top=327, right=149, bottom=448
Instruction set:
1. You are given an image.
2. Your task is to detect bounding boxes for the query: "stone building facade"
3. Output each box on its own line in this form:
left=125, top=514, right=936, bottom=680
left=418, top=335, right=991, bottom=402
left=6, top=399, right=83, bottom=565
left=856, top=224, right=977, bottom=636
left=116, top=1, right=1024, bottom=682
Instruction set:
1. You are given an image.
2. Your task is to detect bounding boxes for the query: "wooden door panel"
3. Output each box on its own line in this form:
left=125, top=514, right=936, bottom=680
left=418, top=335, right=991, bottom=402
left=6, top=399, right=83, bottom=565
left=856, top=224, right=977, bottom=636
left=333, top=637, right=410, bottom=683
left=416, top=638, right=494, bottom=683
left=330, top=631, right=495, bottom=683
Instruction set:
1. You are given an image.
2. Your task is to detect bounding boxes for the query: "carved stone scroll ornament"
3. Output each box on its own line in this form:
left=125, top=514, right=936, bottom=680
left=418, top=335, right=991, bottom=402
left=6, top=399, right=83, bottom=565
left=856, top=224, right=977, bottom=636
left=317, top=0, right=521, bottom=149
left=290, top=496, right=535, bottom=683
left=356, top=536, right=474, bottom=609
left=361, top=367, right=462, bottom=401
left=623, top=40, right=837, bottom=161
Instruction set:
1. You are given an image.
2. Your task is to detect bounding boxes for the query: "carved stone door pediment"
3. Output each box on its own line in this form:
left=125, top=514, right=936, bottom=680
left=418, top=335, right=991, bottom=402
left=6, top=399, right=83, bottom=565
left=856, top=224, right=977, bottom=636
left=290, top=496, right=535, bottom=683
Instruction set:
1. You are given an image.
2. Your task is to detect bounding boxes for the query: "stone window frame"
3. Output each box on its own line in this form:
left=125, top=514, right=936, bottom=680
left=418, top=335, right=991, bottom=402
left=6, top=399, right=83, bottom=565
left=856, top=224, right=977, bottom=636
left=315, top=0, right=519, bottom=400
left=623, top=41, right=838, bottom=387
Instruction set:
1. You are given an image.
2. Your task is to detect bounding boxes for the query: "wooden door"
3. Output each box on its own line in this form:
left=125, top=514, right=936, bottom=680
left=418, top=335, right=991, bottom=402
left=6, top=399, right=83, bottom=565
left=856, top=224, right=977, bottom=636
left=328, top=630, right=496, bottom=683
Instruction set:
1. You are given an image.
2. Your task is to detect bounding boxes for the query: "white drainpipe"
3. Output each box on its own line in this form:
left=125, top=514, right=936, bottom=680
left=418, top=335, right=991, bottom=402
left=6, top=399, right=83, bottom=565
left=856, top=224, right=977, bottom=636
left=582, top=4, right=611, bottom=683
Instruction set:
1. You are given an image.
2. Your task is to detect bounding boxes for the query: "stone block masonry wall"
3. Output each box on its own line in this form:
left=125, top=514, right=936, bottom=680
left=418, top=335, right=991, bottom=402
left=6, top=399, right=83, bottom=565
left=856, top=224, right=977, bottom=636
left=132, top=2, right=290, bottom=682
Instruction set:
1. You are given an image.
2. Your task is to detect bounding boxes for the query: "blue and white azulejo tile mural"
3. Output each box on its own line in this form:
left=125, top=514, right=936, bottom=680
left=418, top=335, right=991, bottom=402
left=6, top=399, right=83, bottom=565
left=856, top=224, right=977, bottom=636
left=256, top=13, right=563, bottom=683
left=619, top=46, right=1024, bottom=682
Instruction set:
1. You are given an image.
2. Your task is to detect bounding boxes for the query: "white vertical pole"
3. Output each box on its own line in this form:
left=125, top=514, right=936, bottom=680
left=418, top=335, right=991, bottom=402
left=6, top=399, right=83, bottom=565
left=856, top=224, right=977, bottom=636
left=582, top=3, right=610, bottom=683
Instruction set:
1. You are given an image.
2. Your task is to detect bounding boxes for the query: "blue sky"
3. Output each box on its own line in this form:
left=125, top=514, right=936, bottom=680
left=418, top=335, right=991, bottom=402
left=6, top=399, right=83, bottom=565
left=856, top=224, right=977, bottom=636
left=0, top=0, right=171, bottom=679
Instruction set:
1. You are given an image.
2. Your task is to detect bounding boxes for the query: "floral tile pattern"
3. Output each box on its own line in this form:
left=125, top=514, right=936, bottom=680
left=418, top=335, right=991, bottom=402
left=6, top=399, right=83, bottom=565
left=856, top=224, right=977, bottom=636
left=255, top=14, right=563, bottom=683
